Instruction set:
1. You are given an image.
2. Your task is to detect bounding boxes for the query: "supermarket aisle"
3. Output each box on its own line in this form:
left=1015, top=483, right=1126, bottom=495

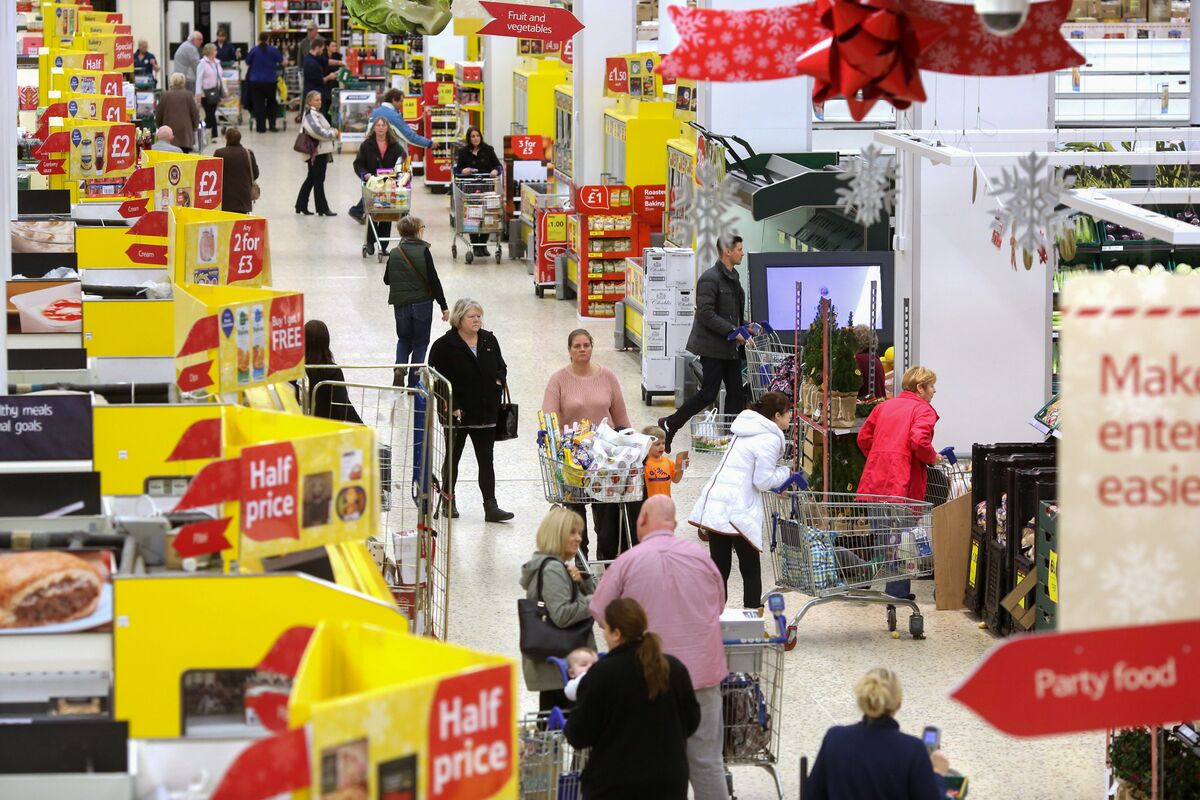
left=241, top=128, right=1103, bottom=798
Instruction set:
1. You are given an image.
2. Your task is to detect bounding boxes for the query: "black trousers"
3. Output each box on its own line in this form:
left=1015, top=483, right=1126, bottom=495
left=249, top=80, right=278, bottom=132
left=295, top=154, right=331, bottom=214
left=201, top=97, right=219, bottom=138
left=709, top=532, right=762, bottom=609
left=665, top=355, right=745, bottom=433
left=564, top=503, right=636, bottom=562
left=538, top=689, right=572, bottom=712
left=367, top=219, right=392, bottom=252
left=445, top=426, right=496, bottom=504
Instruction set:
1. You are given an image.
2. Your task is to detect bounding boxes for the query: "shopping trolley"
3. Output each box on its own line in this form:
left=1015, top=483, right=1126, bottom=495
left=723, top=593, right=788, bottom=800
left=745, top=331, right=798, bottom=403
left=301, top=364, right=454, bottom=640
left=360, top=172, right=411, bottom=261
left=763, top=491, right=933, bottom=648
left=451, top=173, right=505, bottom=264
left=518, top=711, right=588, bottom=799
left=926, top=446, right=971, bottom=507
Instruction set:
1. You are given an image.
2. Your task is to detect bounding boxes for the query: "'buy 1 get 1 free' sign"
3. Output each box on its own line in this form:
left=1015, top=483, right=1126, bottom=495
left=953, top=276, right=1200, bottom=737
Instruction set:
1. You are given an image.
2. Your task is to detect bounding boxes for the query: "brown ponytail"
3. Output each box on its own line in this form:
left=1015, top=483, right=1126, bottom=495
left=603, top=598, right=670, bottom=700
left=750, top=391, right=791, bottom=420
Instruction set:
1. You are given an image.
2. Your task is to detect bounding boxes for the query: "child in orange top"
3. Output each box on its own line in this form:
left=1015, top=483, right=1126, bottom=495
left=641, top=425, right=687, bottom=497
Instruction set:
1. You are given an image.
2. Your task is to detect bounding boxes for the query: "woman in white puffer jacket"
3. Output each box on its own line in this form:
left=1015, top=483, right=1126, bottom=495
left=690, top=392, right=802, bottom=609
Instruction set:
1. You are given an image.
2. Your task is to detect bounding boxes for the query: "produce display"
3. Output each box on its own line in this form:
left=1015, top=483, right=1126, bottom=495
left=344, top=0, right=451, bottom=35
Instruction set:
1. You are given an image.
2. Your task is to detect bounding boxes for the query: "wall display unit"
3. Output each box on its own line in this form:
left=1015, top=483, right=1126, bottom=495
left=259, top=0, right=336, bottom=65
left=553, top=84, right=573, bottom=188
left=454, top=61, right=484, bottom=134
left=1054, top=34, right=1190, bottom=124
left=602, top=98, right=678, bottom=187
left=566, top=185, right=639, bottom=319
left=513, top=57, right=568, bottom=138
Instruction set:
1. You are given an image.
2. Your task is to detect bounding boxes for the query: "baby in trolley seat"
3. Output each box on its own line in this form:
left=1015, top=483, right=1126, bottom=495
left=563, top=647, right=598, bottom=701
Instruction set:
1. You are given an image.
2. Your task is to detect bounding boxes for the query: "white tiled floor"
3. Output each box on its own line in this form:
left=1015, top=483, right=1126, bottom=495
left=238, top=127, right=1104, bottom=798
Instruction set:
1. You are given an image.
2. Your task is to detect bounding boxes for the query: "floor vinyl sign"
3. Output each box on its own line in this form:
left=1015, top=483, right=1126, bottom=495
left=0, top=395, right=93, bottom=461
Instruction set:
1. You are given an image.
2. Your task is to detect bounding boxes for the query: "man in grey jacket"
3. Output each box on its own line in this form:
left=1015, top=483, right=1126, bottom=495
left=659, top=233, right=749, bottom=452
left=173, top=31, right=203, bottom=93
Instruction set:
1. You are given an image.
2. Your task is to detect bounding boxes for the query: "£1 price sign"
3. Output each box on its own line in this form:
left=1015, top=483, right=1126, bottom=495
left=194, top=158, right=224, bottom=210
left=105, top=123, right=136, bottom=172
left=228, top=219, right=267, bottom=284
left=576, top=185, right=610, bottom=213
left=511, top=135, right=544, bottom=161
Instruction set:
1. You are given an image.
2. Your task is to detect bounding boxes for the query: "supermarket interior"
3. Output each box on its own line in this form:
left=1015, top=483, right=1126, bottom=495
left=5, top=0, right=1200, bottom=798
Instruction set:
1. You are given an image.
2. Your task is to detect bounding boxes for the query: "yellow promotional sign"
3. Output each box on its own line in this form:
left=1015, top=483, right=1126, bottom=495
left=174, top=284, right=304, bottom=396
left=402, top=97, right=419, bottom=119
left=604, top=52, right=663, bottom=100
left=437, top=82, right=455, bottom=105
left=54, top=68, right=124, bottom=98
left=93, top=404, right=224, bottom=496
left=83, top=32, right=135, bottom=72
left=43, top=2, right=84, bottom=41
left=145, top=151, right=225, bottom=212
left=66, top=119, right=138, bottom=180
left=544, top=211, right=567, bottom=243
left=64, top=92, right=127, bottom=122
left=170, top=206, right=271, bottom=287
left=42, top=49, right=107, bottom=90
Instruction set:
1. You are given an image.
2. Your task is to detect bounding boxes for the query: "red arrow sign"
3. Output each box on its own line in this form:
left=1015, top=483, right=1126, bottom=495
left=175, top=457, right=239, bottom=510
left=122, top=167, right=154, bottom=195
left=479, top=1, right=584, bottom=42
left=177, top=315, right=219, bottom=359
left=37, top=158, right=65, bottom=176
left=118, top=197, right=150, bottom=219
left=172, top=517, right=232, bottom=558
left=211, top=727, right=310, bottom=800
left=176, top=360, right=215, bottom=393
left=952, top=618, right=1200, bottom=737
left=124, top=242, right=168, bottom=265
left=167, top=417, right=223, bottom=461
left=37, top=131, right=70, bottom=154
left=128, top=209, right=166, bottom=235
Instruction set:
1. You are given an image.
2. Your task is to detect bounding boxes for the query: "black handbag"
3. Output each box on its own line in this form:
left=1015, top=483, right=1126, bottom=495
left=495, top=381, right=518, bottom=442
left=517, top=557, right=593, bottom=659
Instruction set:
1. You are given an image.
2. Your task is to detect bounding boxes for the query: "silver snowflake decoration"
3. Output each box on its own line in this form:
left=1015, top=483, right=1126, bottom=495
left=990, top=151, right=1074, bottom=255
left=669, top=154, right=738, bottom=257
left=836, top=145, right=895, bottom=226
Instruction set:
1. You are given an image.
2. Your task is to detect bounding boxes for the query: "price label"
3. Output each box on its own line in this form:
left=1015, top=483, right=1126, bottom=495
left=229, top=219, right=266, bottom=283
left=542, top=212, right=567, bottom=243
left=605, top=57, right=629, bottom=95
left=194, top=159, right=224, bottom=210
left=577, top=185, right=611, bottom=213
left=105, top=123, right=136, bottom=171
left=511, top=135, right=544, bottom=161
left=402, top=97, right=419, bottom=120
left=561, top=37, right=573, bottom=65
left=83, top=53, right=105, bottom=71
left=1048, top=550, right=1058, bottom=603
left=437, top=83, right=454, bottom=105
left=102, top=97, right=124, bottom=122
left=113, top=35, right=134, bottom=69
left=100, top=73, right=122, bottom=97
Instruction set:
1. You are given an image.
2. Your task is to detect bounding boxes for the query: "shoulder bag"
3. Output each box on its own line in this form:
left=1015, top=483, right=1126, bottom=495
left=517, top=557, right=593, bottom=659
left=201, top=62, right=222, bottom=105
left=292, top=128, right=316, bottom=157
left=495, top=380, right=519, bottom=441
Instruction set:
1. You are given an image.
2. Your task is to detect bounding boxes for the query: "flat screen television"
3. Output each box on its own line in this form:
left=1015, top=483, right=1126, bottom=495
left=748, top=251, right=894, bottom=344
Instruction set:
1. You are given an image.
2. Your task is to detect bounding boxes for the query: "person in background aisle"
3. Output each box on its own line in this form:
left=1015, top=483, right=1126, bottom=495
left=155, top=73, right=200, bottom=153
left=641, top=425, right=686, bottom=498
left=325, top=41, right=346, bottom=73
left=244, top=32, right=283, bottom=133
left=133, top=40, right=158, bottom=81
left=542, top=329, right=632, bottom=560
left=659, top=233, right=750, bottom=453
left=353, top=117, right=404, bottom=256
left=302, top=38, right=337, bottom=119
left=856, top=366, right=940, bottom=602
left=296, top=23, right=320, bottom=70
left=689, top=391, right=802, bottom=611
left=213, top=28, right=239, bottom=63
left=853, top=325, right=888, bottom=400
left=196, top=44, right=226, bottom=143
left=805, top=668, right=950, bottom=800
left=295, top=90, right=339, bottom=217
left=427, top=298, right=514, bottom=523
left=589, top=495, right=730, bottom=800
left=565, top=597, right=701, bottom=800
left=519, top=506, right=596, bottom=711
left=453, top=126, right=502, bottom=256
left=151, top=125, right=182, bottom=153
left=173, top=30, right=203, bottom=93
left=385, top=216, right=450, bottom=387
left=349, top=89, right=433, bottom=222
left=213, top=128, right=258, bottom=214
left=301, top=320, right=363, bottom=424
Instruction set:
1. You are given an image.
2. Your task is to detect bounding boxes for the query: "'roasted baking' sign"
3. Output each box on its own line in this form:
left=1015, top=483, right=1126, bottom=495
left=0, top=395, right=92, bottom=461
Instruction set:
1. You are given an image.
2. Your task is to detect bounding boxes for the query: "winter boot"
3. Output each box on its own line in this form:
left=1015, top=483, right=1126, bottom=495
left=483, top=499, right=514, bottom=522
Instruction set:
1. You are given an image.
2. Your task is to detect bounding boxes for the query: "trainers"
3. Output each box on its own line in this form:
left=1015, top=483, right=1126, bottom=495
left=657, top=416, right=676, bottom=454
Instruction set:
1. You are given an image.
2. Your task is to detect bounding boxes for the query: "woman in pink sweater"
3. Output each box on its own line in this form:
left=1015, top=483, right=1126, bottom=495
left=542, top=329, right=633, bottom=559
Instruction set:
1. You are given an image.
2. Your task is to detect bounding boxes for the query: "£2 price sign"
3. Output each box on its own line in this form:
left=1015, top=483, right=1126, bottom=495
left=228, top=219, right=266, bottom=283
left=194, top=158, right=224, bottom=210
left=105, top=122, right=136, bottom=172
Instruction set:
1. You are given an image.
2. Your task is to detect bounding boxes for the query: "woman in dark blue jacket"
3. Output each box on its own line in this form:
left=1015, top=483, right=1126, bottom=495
left=244, top=32, right=283, bottom=133
left=806, top=668, right=950, bottom=800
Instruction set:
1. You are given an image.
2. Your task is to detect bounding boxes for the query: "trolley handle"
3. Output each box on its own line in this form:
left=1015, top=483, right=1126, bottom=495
left=939, top=446, right=957, bottom=465
left=722, top=593, right=789, bottom=645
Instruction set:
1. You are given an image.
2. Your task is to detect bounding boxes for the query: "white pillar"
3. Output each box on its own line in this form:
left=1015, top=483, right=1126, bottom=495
left=571, top=0, right=635, bottom=185
left=118, top=0, right=166, bottom=76
left=1192, top=10, right=1200, bottom=125
left=2, top=0, right=15, bottom=391
left=898, top=73, right=1054, bottom=446
left=483, top=34, right=519, bottom=145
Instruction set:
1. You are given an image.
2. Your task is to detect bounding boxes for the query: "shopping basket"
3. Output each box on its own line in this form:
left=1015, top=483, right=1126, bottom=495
left=745, top=331, right=798, bottom=403
left=689, top=410, right=736, bottom=454
left=763, top=491, right=933, bottom=646
left=925, top=446, right=971, bottom=507
left=518, top=712, right=588, bottom=800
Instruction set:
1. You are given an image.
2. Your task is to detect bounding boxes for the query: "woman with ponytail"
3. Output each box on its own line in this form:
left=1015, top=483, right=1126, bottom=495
left=806, top=668, right=951, bottom=799
left=565, top=598, right=701, bottom=799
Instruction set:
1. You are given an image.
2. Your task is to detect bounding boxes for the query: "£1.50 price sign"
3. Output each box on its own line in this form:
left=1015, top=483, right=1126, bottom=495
left=605, top=57, right=629, bottom=96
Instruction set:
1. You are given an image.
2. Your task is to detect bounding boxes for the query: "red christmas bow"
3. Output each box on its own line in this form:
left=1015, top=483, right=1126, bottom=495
left=795, top=0, right=946, bottom=120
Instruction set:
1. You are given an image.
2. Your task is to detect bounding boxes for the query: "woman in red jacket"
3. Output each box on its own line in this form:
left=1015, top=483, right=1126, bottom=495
left=856, top=365, right=939, bottom=600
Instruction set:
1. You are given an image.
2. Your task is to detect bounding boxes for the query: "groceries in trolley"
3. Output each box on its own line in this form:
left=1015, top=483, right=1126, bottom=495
left=363, top=169, right=412, bottom=213
left=691, top=408, right=734, bottom=453
left=537, top=411, right=651, bottom=504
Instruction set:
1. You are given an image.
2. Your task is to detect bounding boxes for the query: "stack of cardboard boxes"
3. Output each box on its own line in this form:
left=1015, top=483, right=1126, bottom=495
left=640, top=247, right=696, bottom=395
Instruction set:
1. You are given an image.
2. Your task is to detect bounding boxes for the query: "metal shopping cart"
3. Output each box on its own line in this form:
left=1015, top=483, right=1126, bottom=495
left=926, top=446, right=971, bottom=507
left=216, top=64, right=243, bottom=130
left=745, top=331, right=798, bottom=403
left=300, top=364, right=454, bottom=640
left=763, top=491, right=933, bottom=648
left=451, top=173, right=505, bottom=264
left=518, top=712, right=588, bottom=799
left=360, top=173, right=412, bottom=261
left=723, top=594, right=788, bottom=800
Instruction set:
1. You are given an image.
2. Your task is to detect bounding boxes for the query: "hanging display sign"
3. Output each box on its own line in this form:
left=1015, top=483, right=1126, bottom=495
left=509, top=134, right=544, bottom=161
left=575, top=184, right=632, bottom=214
left=478, top=1, right=584, bottom=42
left=169, top=207, right=269, bottom=287
left=516, top=37, right=561, bottom=58
left=64, top=92, right=126, bottom=122
left=66, top=120, right=137, bottom=180
left=604, top=53, right=662, bottom=100
left=634, top=184, right=667, bottom=219
left=82, top=33, right=135, bottom=72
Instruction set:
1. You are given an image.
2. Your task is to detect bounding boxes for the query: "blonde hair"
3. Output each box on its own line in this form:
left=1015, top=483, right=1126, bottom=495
left=902, top=365, right=937, bottom=393
left=202, top=43, right=216, bottom=57
left=851, top=325, right=877, bottom=352
left=449, top=298, right=483, bottom=330
left=641, top=425, right=665, bottom=441
left=535, top=506, right=584, bottom=557
left=168, top=72, right=186, bottom=89
left=304, top=90, right=322, bottom=107
left=855, top=668, right=903, bottom=719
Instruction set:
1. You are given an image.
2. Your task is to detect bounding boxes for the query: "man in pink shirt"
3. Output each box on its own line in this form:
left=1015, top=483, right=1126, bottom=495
left=590, top=494, right=730, bottom=800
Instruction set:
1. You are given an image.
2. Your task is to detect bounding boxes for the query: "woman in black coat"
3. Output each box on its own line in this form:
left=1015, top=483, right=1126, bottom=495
left=299, top=319, right=362, bottom=424
left=565, top=598, right=700, bottom=800
left=454, top=127, right=502, bottom=255
left=354, top=116, right=405, bottom=256
left=426, top=298, right=513, bottom=523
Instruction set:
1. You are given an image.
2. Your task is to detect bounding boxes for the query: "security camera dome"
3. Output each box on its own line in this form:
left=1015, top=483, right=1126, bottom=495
left=973, top=0, right=1031, bottom=36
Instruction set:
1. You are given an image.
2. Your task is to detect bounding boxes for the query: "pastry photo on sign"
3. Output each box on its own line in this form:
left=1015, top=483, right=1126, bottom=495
left=0, top=550, right=113, bottom=632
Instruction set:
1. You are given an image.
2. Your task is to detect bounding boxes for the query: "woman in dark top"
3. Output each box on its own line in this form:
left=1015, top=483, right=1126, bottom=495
left=454, top=127, right=502, bottom=255
left=301, top=320, right=362, bottom=424
left=354, top=117, right=405, bottom=256
left=302, top=38, right=336, bottom=118
left=806, top=668, right=950, bottom=800
left=427, top=298, right=513, bottom=523
left=565, top=598, right=701, bottom=800
left=384, top=216, right=449, bottom=388
left=212, top=127, right=259, bottom=214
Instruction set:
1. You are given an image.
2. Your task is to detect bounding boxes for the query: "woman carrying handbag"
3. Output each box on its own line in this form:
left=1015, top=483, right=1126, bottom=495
left=427, top=298, right=514, bottom=522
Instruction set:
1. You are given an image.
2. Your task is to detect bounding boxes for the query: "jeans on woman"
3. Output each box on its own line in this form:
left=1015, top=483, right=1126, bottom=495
left=708, top=531, right=762, bottom=609
left=445, top=425, right=496, bottom=503
left=392, top=300, right=433, bottom=387
left=295, top=154, right=331, bottom=214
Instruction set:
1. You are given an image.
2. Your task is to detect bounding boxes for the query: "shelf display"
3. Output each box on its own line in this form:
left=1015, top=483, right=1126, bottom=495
left=602, top=98, right=678, bottom=186
left=260, top=0, right=337, bottom=65
left=1054, top=36, right=1190, bottom=124
left=454, top=61, right=484, bottom=134
left=553, top=84, right=573, bottom=187
left=567, top=185, right=640, bottom=318
left=513, top=57, right=568, bottom=137
left=423, top=93, right=459, bottom=187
